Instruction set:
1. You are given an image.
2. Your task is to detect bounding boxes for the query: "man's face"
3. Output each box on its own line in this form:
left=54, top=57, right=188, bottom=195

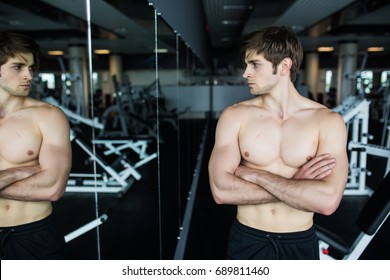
left=242, top=52, right=279, bottom=96
left=0, top=53, right=34, bottom=97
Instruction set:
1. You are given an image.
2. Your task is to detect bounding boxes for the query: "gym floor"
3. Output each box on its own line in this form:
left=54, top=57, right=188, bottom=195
left=54, top=118, right=390, bottom=260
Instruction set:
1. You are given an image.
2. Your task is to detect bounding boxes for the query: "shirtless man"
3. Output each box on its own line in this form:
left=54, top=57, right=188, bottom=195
left=0, top=32, right=72, bottom=259
left=208, top=26, right=348, bottom=260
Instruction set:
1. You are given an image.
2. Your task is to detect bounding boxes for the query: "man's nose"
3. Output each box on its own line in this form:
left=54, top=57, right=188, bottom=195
left=242, top=67, right=251, bottom=79
left=24, top=68, right=33, bottom=80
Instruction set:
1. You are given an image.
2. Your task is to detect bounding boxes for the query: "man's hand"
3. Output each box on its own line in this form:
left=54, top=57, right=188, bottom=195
left=293, top=154, right=336, bottom=180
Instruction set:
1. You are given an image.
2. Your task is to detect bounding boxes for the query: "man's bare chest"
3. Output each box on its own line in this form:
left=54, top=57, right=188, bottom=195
left=239, top=116, right=319, bottom=168
left=0, top=116, right=41, bottom=166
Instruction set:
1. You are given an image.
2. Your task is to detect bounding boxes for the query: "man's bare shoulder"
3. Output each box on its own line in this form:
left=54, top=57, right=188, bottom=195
left=223, top=98, right=260, bottom=115
left=300, top=98, right=341, bottom=118
left=19, top=98, right=69, bottom=130
left=24, top=98, right=66, bottom=116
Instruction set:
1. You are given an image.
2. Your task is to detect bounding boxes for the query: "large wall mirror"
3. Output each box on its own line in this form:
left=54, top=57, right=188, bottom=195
left=0, top=0, right=209, bottom=259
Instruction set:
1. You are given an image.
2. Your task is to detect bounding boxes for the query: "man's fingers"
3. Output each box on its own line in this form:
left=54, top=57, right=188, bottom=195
left=311, top=163, right=336, bottom=178
left=315, top=169, right=333, bottom=180
left=307, top=157, right=335, bottom=173
left=305, top=154, right=330, bottom=168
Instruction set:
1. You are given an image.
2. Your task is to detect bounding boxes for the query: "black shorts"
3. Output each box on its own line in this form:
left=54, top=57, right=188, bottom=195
left=0, top=212, right=65, bottom=260
left=226, top=218, right=319, bottom=260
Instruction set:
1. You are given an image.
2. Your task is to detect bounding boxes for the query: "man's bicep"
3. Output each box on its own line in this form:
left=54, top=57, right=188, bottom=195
left=38, top=108, right=72, bottom=184
left=317, top=113, right=349, bottom=188
left=209, top=143, right=241, bottom=176
left=209, top=108, right=242, bottom=175
left=209, top=108, right=243, bottom=189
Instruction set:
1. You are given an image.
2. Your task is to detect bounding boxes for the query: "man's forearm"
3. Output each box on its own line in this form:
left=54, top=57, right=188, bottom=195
left=210, top=170, right=280, bottom=205
left=0, top=165, right=41, bottom=191
left=245, top=169, right=335, bottom=213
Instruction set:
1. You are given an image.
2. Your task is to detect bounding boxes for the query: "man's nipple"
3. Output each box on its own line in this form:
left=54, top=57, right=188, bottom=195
left=27, top=150, right=34, bottom=156
left=244, top=151, right=250, bottom=158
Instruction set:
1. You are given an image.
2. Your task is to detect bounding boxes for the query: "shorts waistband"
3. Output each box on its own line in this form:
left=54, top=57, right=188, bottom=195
left=233, top=218, right=317, bottom=240
left=0, top=212, right=55, bottom=236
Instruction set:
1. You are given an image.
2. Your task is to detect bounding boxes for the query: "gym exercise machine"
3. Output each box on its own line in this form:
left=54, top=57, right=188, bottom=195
left=98, top=75, right=159, bottom=139
left=64, top=214, right=108, bottom=243
left=380, top=79, right=390, bottom=147
left=66, top=126, right=146, bottom=194
left=92, top=138, right=157, bottom=170
left=317, top=171, right=390, bottom=260
left=44, top=96, right=104, bottom=131
left=57, top=57, right=85, bottom=116
left=134, top=78, right=179, bottom=130
left=334, top=96, right=373, bottom=195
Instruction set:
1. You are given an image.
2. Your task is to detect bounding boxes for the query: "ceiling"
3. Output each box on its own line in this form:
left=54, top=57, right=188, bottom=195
left=0, top=0, right=389, bottom=69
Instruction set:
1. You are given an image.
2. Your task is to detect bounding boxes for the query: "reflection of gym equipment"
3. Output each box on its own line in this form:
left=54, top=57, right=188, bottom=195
left=317, top=171, right=390, bottom=260
left=44, top=96, right=104, bottom=131
left=44, top=96, right=157, bottom=194
left=134, top=79, right=179, bottom=130
left=93, top=138, right=157, bottom=170
left=58, top=57, right=84, bottom=116
left=99, top=75, right=159, bottom=139
left=64, top=214, right=108, bottom=243
left=67, top=126, right=143, bottom=194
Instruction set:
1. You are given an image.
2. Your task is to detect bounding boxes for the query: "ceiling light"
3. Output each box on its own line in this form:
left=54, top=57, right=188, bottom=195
left=8, top=20, right=24, bottom=26
left=221, top=37, right=232, bottom=42
left=223, top=5, right=247, bottom=10
left=317, top=46, right=334, bottom=52
left=222, top=20, right=241, bottom=25
left=367, top=47, right=384, bottom=52
left=94, top=49, right=111, bottom=55
left=154, top=48, right=168, bottom=53
left=223, top=5, right=253, bottom=10
left=48, top=50, right=64, bottom=56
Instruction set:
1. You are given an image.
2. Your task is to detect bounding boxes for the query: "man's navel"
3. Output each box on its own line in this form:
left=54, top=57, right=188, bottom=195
left=3, top=204, right=11, bottom=211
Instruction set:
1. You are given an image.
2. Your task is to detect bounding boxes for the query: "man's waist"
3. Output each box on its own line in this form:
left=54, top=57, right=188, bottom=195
left=237, top=203, right=313, bottom=233
left=0, top=199, right=52, bottom=227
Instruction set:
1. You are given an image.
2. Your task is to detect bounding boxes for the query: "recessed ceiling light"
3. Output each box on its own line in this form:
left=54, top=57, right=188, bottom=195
left=154, top=48, right=168, bottom=53
left=94, top=49, right=111, bottom=55
left=223, top=5, right=247, bottom=10
left=367, top=46, right=384, bottom=52
left=48, top=50, right=64, bottom=56
left=317, top=46, right=334, bottom=52
left=222, top=20, right=241, bottom=25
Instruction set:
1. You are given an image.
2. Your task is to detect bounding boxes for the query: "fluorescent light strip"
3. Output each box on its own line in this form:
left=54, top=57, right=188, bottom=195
left=367, top=47, right=384, bottom=52
left=317, top=46, right=334, bottom=52
left=48, top=50, right=64, bottom=56
left=94, top=49, right=111, bottom=54
left=223, top=5, right=248, bottom=10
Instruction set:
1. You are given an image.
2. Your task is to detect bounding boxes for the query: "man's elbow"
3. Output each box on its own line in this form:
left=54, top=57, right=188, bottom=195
left=47, top=181, right=67, bottom=201
left=318, top=193, right=343, bottom=216
left=48, top=188, right=65, bottom=201
left=211, top=188, right=224, bottom=204
left=319, top=203, right=339, bottom=216
left=210, top=186, right=230, bottom=205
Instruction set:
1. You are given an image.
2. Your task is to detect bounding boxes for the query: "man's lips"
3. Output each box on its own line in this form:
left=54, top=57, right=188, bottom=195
left=20, top=84, right=31, bottom=89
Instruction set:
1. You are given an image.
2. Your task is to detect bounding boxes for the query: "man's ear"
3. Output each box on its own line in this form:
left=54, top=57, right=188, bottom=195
left=280, top=57, right=292, bottom=76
